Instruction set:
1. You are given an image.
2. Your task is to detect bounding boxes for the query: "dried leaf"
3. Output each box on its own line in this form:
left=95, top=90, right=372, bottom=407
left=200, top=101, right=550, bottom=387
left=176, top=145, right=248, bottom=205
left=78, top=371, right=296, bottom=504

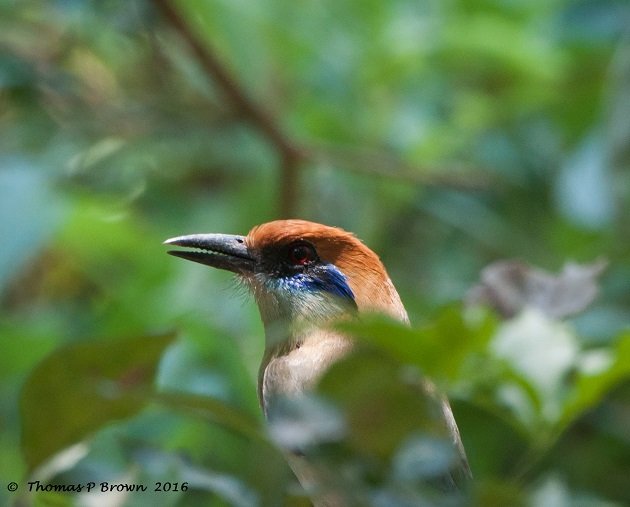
left=466, top=259, right=607, bottom=319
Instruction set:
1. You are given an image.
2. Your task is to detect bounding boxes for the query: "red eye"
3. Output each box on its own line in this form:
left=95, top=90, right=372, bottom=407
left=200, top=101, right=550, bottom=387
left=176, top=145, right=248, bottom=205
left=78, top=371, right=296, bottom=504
left=288, top=242, right=316, bottom=266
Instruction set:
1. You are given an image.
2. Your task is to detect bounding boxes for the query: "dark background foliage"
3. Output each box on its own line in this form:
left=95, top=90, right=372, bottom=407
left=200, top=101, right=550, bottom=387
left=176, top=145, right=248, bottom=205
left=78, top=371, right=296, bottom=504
left=1, top=0, right=629, bottom=505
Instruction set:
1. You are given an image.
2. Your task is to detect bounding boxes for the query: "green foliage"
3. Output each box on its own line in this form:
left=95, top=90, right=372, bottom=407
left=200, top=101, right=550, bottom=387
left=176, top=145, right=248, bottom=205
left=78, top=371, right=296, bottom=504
left=21, top=333, right=176, bottom=471
left=154, top=391, right=263, bottom=442
left=1, top=0, right=629, bottom=505
left=559, top=333, right=630, bottom=431
left=339, top=307, right=496, bottom=383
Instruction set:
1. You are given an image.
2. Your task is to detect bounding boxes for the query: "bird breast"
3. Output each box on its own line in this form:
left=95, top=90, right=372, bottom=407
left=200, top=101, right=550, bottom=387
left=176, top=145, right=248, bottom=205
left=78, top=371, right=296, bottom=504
left=260, top=328, right=354, bottom=415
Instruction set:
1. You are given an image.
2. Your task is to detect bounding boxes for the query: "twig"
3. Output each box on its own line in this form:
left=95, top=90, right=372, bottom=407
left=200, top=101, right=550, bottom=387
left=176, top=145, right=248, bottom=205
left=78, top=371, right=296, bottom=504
left=151, top=0, right=495, bottom=210
left=310, top=145, right=495, bottom=191
left=152, top=0, right=303, bottom=217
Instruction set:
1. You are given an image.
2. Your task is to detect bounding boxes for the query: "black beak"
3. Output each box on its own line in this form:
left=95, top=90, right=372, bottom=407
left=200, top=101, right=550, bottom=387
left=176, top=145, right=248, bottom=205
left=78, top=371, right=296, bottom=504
left=164, top=233, right=255, bottom=274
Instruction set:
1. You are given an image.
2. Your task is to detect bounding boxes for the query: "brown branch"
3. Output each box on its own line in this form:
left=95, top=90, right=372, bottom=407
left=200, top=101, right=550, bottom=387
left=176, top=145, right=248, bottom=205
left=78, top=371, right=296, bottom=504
left=309, top=145, right=496, bottom=191
left=151, top=0, right=495, bottom=210
left=152, top=0, right=303, bottom=217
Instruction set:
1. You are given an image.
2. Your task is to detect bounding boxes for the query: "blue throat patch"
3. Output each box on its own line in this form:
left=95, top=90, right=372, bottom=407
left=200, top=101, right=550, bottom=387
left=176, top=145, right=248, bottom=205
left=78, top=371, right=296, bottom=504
left=303, top=264, right=356, bottom=304
left=277, top=264, right=356, bottom=308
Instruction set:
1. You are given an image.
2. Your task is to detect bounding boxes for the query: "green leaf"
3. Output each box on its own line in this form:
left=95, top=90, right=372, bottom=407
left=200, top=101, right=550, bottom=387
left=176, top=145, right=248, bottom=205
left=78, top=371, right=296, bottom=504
left=451, top=399, right=528, bottom=480
left=318, top=349, right=454, bottom=459
left=150, top=393, right=294, bottom=507
left=153, top=391, right=263, bottom=441
left=20, top=332, right=176, bottom=471
left=558, top=332, right=630, bottom=432
left=339, top=306, right=496, bottom=382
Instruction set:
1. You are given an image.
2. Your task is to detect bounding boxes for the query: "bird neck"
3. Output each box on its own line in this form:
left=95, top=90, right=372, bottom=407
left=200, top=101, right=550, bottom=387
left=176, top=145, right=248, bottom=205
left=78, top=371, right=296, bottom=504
left=254, top=287, right=354, bottom=351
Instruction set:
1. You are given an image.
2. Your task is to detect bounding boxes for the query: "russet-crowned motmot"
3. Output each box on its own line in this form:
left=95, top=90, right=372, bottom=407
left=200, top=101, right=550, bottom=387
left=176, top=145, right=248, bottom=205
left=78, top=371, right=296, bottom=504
left=165, top=219, right=470, bottom=501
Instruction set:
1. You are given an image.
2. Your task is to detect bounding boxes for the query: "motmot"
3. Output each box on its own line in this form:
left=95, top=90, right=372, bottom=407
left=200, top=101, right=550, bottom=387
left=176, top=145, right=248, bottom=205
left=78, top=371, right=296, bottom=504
left=165, top=219, right=470, bottom=501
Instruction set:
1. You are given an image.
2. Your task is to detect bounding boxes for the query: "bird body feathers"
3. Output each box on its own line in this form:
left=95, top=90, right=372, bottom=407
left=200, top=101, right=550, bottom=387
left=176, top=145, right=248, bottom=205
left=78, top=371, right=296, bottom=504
left=165, top=219, right=470, bottom=504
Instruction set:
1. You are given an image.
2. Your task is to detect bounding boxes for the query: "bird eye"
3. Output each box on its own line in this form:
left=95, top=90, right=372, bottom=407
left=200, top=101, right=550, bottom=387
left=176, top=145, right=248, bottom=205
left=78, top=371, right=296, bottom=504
left=287, top=242, right=316, bottom=266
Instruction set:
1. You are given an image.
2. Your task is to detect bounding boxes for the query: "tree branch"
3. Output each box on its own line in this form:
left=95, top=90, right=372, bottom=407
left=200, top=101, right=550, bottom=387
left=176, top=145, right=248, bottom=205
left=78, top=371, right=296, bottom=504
left=309, top=145, right=494, bottom=191
left=152, top=0, right=493, bottom=215
left=152, top=0, right=303, bottom=216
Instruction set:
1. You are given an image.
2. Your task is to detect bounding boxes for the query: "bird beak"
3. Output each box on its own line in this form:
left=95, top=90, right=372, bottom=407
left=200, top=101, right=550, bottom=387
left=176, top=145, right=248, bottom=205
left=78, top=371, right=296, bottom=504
left=164, top=233, right=255, bottom=274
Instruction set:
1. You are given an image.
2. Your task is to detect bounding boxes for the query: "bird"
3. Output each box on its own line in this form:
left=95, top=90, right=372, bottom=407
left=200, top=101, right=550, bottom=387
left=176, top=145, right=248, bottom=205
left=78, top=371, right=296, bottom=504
left=165, top=219, right=470, bottom=505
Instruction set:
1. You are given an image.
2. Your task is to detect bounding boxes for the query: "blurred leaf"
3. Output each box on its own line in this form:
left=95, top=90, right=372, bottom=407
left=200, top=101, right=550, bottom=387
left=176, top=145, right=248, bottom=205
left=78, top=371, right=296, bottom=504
left=132, top=448, right=260, bottom=507
left=153, top=391, right=263, bottom=442
left=559, top=333, right=630, bottom=432
left=528, top=474, right=571, bottom=507
left=556, top=133, right=615, bottom=229
left=544, top=383, right=630, bottom=505
left=339, top=307, right=495, bottom=382
left=150, top=393, right=296, bottom=506
left=491, top=309, right=580, bottom=427
left=473, top=480, right=526, bottom=507
left=466, top=259, right=607, bottom=319
left=318, top=349, right=455, bottom=459
left=0, top=162, right=66, bottom=292
left=451, top=399, right=528, bottom=480
left=266, top=395, right=345, bottom=450
left=20, top=332, right=175, bottom=471
left=392, top=435, right=459, bottom=482
left=304, top=349, right=472, bottom=503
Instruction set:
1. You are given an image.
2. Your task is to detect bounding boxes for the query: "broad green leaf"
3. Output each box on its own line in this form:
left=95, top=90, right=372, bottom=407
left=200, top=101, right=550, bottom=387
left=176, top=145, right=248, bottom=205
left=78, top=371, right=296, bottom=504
left=153, top=391, right=263, bottom=441
left=558, top=332, right=630, bottom=432
left=450, top=399, right=528, bottom=480
left=20, top=332, right=176, bottom=471
left=318, top=349, right=455, bottom=459
left=339, top=306, right=495, bottom=382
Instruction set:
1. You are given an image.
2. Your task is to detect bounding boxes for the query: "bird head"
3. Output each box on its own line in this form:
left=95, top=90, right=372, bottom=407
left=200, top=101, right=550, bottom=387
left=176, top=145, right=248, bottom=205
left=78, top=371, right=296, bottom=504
left=165, top=219, right=408, bottom=329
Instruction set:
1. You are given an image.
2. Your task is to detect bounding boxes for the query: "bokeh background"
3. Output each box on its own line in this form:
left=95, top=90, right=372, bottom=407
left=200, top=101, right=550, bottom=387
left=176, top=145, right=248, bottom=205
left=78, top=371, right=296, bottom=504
left=2, top=0, right=629, bottom=505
